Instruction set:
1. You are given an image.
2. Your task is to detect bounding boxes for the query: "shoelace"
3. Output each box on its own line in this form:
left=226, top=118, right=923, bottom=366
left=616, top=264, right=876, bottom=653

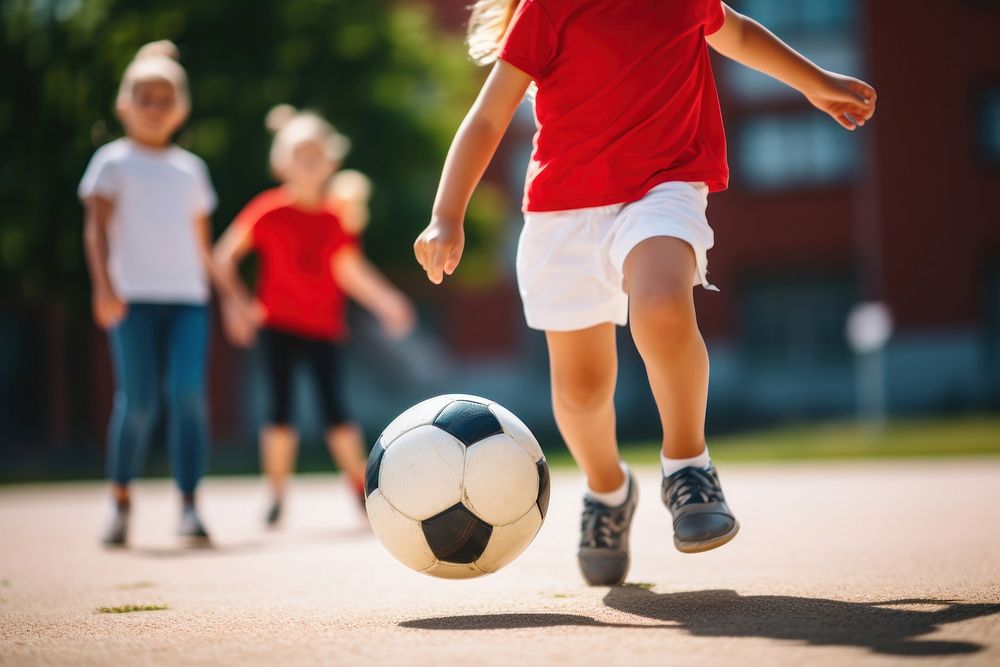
left=580, top=497, right=626, bottom=549
left=667, top=467, right=723, bottom=508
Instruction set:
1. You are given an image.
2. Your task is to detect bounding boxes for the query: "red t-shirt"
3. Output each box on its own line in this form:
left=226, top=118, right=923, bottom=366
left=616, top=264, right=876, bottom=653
left=235, top=188, right=357, bottom=341
left=499, top=0, right=728, bottom=212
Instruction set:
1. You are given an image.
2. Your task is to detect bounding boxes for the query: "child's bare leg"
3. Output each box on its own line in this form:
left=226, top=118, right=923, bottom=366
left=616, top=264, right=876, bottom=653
left=111, top=483, right=130, bottom=505
left=549, top=323, right=638, bottom=585
left=324, top=423, right=367, bottom=491
left=545, top=324, right=622, bottom=492
left=261, top=425, right=298, bottom=502
left=623, top=237, right=708, bottom=460
left=623, top=236, right=738, bottom=552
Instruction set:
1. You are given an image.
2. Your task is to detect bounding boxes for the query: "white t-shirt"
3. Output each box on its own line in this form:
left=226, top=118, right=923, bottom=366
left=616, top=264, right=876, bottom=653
left=78, top=138, right=217, bottom=304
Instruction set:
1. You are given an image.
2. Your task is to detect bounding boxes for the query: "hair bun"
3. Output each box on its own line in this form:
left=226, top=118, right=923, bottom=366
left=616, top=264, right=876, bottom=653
left=134, top=40, right=181, bottom=62
left=329, top=170, right=372, bottom=202
left=266, top=104, right=298, bottom=133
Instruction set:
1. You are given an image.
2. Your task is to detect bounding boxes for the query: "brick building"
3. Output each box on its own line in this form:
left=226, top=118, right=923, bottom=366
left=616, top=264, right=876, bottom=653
left=428, top=0, right=1000, bottom=424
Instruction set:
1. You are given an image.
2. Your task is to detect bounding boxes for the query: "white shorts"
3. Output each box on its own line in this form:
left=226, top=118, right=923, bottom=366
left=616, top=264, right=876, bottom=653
left=515, top=181, right=717, bottom=332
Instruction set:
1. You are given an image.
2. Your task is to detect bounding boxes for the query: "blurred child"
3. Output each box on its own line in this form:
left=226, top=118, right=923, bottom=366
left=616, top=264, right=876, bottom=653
left=415, top=0, right=876, bottom=585
left=80, top=40, right=220, bottom=546
left=213, top=105, right=414, bottom=527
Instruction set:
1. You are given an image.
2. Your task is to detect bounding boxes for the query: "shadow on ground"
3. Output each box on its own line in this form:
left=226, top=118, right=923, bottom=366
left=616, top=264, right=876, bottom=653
left=401, top=585, right=1000, bottom=656
left=129, top=541, right=264, bottom=558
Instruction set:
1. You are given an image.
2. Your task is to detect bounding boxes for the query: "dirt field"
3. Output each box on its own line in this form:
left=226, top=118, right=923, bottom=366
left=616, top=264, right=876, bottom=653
left=2, top=459, right=999, bottom=666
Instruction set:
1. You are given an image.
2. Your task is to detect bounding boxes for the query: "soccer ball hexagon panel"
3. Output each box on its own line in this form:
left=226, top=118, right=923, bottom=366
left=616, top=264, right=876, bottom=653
left=365, top=395, right=549, bottom=578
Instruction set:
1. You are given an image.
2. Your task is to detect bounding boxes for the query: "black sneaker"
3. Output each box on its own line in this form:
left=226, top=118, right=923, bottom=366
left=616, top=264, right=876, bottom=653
left=102, top=504, right=130, bottom=547
left=577, top=469, right=638, bottom=586
left=178, top=506, right=211, bottom=546
left=265, top=499, right=283, bottom=528
left=662, top=464, right=739, bottom=553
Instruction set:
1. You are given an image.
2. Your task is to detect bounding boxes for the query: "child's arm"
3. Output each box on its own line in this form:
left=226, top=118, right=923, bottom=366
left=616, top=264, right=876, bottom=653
left=196, top=215, right=229, bottom=295
left=211, top=220, right=260, bottom=347
left=415, top=61, right=533, bottom=284
left=332, top=249, right=415, bottom=340
left=82, top=195, right=127, bottom=329
left=707, top=3, right=876, bottom=130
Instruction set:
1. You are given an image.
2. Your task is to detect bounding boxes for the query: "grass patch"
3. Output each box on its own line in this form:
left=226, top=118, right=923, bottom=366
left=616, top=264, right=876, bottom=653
left=96, top=604, right=169, bottom=614
left=630, top=582, right=656, bottom=590
left=0, top=579, right=10, bottom=588
left=551, top=593, right=570, bottom=599
left=543, top=417, right=1000, bottom=466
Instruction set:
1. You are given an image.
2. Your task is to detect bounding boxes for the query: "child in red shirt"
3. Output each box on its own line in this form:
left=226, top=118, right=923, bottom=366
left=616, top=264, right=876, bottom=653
left=215, top=105, right=414, bottom=526
left=415, top=0, right=876, bottom=585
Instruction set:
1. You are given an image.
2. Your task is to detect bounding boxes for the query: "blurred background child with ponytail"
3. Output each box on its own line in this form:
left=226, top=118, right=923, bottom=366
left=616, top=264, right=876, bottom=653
left=79, top=40, right=220, bottom=547
left=213, top=105, right=414, bottom=527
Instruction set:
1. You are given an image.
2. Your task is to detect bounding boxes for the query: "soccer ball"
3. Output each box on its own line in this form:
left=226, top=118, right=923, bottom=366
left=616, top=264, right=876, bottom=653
left=364, top=394, right=550, bottom=579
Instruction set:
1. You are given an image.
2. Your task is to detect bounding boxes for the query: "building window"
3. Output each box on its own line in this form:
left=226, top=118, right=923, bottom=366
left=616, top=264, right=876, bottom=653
left=734, top=0, right=856, bottom=33
left=740, top=274, right=856, bottom=368
left=722, top=0, right=860, bottom=102
left=735, top=114, right=860, bottom=190
left=977, top=89, right=1000, bottom=166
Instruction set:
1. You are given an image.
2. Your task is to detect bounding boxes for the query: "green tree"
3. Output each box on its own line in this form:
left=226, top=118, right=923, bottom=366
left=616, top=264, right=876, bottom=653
left=0, top=0, right=487, bottom=308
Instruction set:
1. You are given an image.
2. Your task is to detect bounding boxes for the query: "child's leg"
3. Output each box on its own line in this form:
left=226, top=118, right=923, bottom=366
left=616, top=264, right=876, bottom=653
left=324, top=424, right=367, bottom=500
left=324, top=423, right=366, bottom=486
left=623, top=236, right=738, bottom=552
left=261, top=425, right=298, bottom=500
left=106, top=305, right=161, bottom=501
left=164, top=305, right=210, bottom=502
left=164, top=305, right=211, bottom=542
left=622, top=237, right=708, bottom=460
left=303, top=339, right=366, bottom=498
left=102, top=305, right=160, bottom=545
left=259, top=329, right=299, bottom=504
left=545, top=323, right=622, bottom=492
left=548, top=323, right=640, bottom=585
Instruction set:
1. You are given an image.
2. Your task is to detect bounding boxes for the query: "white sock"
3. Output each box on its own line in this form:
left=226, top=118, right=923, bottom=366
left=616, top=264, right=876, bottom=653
left=661, top=448, right=711, bottom=477
left=585, top=462, right=631, bottom=507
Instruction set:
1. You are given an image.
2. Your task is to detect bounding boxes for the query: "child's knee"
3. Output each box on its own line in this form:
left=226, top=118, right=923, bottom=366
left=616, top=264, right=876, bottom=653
left=166, top=384, right=205, bottom=418
left=116, top=392, right=158, bottom=431
left=629, top=281, right=693, bottom=333
left=551, top=367, right=616, bottom=413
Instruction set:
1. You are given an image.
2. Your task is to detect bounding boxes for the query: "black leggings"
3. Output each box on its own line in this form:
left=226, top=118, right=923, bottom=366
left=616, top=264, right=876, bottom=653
left=259, top=328, right=349, bottom=428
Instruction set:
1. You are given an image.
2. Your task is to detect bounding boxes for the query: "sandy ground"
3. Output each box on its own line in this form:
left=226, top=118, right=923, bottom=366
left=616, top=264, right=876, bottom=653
left=1, top=459, right=999, bottom=666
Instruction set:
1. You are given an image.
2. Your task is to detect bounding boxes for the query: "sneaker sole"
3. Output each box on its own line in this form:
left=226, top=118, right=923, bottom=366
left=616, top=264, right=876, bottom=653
left=674, top=520, right=740, bottom=554
left=578, top=551, right=630, bottom=587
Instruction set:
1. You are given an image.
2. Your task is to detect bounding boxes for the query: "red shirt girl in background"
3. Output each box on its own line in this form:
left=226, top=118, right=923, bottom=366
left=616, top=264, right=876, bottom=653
left=215, top=105, right=414, bottom=526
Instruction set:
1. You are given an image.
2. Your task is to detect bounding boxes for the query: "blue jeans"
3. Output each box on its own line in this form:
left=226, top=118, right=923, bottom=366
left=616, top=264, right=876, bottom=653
left=107, top=303, right=209, bottom=495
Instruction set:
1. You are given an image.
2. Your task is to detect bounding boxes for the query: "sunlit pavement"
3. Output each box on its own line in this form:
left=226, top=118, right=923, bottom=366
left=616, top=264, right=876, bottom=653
left=2, top=460, right=999, bottom=666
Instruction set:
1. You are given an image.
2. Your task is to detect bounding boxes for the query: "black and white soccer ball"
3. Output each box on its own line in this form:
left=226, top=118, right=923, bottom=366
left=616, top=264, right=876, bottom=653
left=364, top=394, right=550, bottom=579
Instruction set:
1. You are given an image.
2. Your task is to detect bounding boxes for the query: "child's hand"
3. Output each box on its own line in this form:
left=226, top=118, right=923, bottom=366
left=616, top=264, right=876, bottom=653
left=379, top=294, right=416, bottom=341
left=92, top=288, right=127, bottom=330
left=221, top=296, right=258, bottom=348
left=806, top=71, right=876, bottom=131
left=414, top=219, right=464, bottom=285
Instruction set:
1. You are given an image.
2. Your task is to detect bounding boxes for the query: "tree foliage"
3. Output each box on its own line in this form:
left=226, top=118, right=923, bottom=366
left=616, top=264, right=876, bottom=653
left=0, top=0, right=486, bottom=306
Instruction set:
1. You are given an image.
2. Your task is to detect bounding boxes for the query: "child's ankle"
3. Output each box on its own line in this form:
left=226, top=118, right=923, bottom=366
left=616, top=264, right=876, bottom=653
left=661, top=448, right=711, bottom=477
left=585, top=462, right=630, bottom=506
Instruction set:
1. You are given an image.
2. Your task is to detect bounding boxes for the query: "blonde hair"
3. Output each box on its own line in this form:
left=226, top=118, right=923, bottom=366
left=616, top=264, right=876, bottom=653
left=117, top=40, right=190, bottom=114
left=328, top=169, right=372, bottom=234
left=467, top=0, right=518, bottom=66
left=266, top=104, right=350, bottom=177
